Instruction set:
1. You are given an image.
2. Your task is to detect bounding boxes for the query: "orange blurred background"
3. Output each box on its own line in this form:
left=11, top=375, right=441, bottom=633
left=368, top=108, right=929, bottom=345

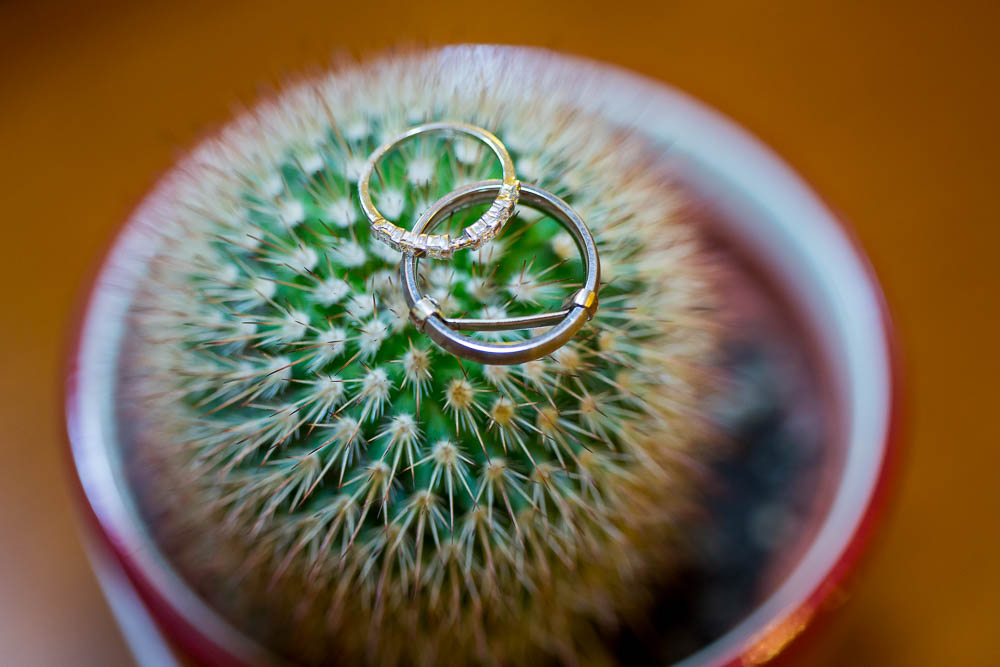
left=1, top=1, right=997, bottom=664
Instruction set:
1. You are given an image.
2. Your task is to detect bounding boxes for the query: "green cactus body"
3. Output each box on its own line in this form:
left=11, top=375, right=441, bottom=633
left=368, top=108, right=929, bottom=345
left=128, top=50, right=717, bottom=665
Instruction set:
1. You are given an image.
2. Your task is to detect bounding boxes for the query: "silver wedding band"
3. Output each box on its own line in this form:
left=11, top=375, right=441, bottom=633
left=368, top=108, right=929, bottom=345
left=400, top=180, right=600, bottom=365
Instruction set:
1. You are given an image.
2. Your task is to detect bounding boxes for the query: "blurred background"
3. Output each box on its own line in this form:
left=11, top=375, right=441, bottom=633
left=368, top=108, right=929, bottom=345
left=1, top=0, right=997, bottom=664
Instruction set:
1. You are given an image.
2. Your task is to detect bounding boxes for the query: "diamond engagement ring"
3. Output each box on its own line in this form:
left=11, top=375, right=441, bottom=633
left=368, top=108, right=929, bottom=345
left=358, top=122, right=520, bottom=258
left=401, top=180, right=600, bottom=365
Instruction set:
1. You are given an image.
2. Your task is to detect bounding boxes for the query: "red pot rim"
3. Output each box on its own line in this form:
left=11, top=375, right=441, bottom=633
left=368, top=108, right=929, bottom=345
left=63, top=45, right=902, bottom=666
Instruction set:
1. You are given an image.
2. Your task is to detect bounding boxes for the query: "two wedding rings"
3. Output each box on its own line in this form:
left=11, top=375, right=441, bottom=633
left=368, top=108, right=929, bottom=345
left=356, top=122, right=599, bottom=365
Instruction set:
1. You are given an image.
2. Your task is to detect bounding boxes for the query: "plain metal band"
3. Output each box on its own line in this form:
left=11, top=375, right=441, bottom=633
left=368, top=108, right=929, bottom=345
left=401, top=180, right=600, bottom=365
left=357, top=122, right=519, bottom=258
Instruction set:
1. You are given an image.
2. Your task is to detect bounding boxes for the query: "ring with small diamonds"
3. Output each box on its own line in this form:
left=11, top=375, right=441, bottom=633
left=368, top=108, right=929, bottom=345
left=357, top=122, right=520, bottom=259
left=401, top=180, right=600, bottom=365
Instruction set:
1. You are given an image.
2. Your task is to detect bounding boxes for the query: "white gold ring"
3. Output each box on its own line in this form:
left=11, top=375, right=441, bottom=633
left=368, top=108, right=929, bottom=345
left=400, top=180, right=600, bottom=365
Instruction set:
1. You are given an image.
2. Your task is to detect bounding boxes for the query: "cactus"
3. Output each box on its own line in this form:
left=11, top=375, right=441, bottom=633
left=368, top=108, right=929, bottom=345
left=126, top=49, right=718, bottom=665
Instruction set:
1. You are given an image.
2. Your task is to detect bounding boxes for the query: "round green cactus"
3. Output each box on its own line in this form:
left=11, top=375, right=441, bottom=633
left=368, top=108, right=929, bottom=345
left=127, top=50, right=718, bottom=665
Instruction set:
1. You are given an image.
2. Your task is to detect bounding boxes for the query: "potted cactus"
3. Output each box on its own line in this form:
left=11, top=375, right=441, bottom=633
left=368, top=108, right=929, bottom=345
left=66, top=46, right=898, bottom=666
